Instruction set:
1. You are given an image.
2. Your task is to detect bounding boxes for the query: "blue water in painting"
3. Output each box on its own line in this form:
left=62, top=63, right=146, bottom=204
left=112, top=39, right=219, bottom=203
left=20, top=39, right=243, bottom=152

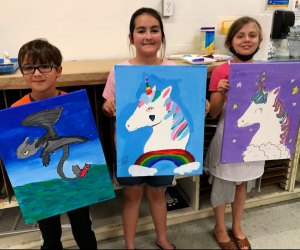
left=15, top=164, right=115, bottom=224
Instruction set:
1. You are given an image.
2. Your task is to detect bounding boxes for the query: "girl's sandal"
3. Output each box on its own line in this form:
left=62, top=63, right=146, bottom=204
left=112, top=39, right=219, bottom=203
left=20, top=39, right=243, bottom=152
left=227, top=229, right=251, bottom=250
left=217, top=240, right=238, bottom=250
left=155, top=242, right=176, bottom=250
left=213, top=232, right=237, bottom=250
left=234, top=237, right=251, bottom=250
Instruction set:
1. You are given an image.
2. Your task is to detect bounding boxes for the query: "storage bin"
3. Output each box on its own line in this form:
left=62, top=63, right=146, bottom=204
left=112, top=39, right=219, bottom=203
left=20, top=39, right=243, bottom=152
left=0, top=58, right=19, bottom=74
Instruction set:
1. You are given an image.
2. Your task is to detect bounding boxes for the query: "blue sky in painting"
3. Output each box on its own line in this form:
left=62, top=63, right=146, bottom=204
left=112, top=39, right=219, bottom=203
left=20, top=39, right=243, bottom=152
left=0, top=90, right=106, bottom=186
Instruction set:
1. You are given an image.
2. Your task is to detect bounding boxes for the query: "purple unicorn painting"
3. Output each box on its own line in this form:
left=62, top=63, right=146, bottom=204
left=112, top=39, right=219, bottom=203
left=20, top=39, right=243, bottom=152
left=221, top=62, right=300, bottom=163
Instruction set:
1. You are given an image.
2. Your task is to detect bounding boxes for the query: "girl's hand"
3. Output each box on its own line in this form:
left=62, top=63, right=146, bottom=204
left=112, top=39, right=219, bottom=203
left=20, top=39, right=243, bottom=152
left=209, top=79, right=229, bottom=118
left=217, top=79, right=230, bottom=95
left=102, top=99, right=116, bottom=117
left=205, top=99, right=210, bottom=116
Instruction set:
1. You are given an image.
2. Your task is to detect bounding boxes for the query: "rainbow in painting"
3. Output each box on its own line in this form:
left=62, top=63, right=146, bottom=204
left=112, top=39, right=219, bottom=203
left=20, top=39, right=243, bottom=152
left=135, top=149, right=195, bottom=167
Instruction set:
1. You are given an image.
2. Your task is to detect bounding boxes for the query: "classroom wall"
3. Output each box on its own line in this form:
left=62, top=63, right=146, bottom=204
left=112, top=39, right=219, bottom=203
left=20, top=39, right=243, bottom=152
left=0, top=0, right=291, bottom=61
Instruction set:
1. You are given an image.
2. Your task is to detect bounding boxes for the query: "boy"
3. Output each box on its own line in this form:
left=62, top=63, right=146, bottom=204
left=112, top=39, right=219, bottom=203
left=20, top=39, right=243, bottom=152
left=12, top=38, right=97, bottom=250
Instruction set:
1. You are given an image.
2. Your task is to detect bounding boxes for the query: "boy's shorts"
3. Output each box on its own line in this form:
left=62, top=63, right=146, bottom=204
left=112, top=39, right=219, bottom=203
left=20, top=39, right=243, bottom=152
left=116, top=175, right=175, bottom=188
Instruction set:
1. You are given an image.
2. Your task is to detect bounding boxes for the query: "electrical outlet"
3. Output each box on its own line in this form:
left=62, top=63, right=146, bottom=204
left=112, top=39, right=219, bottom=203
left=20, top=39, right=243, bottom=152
left=162, top=0, right=173, bottom=17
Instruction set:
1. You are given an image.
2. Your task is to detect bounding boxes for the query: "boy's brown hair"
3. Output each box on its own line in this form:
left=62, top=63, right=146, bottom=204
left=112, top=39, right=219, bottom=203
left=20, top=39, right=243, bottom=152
left=18, top=39, right=63, bottom=67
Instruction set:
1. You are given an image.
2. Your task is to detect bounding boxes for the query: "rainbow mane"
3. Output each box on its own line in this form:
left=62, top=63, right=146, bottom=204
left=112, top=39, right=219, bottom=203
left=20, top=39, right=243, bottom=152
left=252, top=72, right=290, bottom=144
left=273, top=94, right=290, bottom=144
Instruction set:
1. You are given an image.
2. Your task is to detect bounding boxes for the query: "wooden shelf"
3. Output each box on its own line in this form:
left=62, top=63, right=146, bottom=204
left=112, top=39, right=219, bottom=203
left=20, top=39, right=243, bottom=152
left=0, top=196, right=18, bottom=209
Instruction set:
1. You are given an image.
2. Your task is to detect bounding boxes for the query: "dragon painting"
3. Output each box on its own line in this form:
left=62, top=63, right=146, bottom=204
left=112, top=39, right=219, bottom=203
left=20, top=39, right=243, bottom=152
left=16, top=107, right=90, bottom=181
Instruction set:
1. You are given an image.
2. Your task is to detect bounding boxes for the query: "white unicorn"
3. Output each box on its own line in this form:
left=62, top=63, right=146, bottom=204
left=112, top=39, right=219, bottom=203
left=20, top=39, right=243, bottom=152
left=125, top=78, right=200, bottom=176
left=237, top=86, right=291, bottom=161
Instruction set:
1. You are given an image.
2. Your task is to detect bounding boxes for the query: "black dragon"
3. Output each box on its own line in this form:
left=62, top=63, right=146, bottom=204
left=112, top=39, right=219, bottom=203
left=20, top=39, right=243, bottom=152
left=16, top=107, right=90, bottom=181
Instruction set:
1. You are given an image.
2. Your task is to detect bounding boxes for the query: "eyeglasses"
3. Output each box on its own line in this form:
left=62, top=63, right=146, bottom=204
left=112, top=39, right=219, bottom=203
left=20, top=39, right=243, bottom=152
left=20, top=64, right=58, bottom=75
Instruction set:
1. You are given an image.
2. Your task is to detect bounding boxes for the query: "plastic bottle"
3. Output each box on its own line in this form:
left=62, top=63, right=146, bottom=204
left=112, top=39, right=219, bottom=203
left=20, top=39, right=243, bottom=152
left=200, top=27, right=215, bottom=51
left=288, top=26, right=300, bottom=58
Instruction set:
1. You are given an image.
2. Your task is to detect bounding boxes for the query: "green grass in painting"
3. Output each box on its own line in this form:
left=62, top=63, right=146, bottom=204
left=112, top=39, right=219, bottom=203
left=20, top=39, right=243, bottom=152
left=14, top=164, right=115, bottom=224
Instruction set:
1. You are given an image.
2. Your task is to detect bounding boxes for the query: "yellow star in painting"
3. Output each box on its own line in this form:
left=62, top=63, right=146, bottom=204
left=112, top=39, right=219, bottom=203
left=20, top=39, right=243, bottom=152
left=233, top=103, right=238, bottom=110
left=289, top=138, right=293, bottom=143
left=292, top=86, right=299, bottom=95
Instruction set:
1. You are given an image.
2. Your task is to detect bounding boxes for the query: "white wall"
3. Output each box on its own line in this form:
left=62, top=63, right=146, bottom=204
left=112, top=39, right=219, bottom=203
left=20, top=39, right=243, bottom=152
left=0, top=0, right=288, bottom=61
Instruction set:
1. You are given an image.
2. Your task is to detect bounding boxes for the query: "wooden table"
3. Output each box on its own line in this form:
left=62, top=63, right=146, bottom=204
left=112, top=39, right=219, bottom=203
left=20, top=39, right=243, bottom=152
left=0, top=59, right=223, bottom=90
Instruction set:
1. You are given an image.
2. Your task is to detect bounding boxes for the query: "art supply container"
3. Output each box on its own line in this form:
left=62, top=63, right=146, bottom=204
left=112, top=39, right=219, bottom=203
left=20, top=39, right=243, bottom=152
left=0, top=58, right=19, bottom=74
left=200, top=27, right=215, bottom=51
left=288, top=26, right=300, bottom=58
left=221, top=20, right=234, bottom=35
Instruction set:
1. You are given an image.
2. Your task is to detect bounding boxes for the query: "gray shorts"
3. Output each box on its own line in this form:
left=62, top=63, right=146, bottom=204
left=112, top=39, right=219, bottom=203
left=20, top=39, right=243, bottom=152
left=209, top=175, right=258, bottom=208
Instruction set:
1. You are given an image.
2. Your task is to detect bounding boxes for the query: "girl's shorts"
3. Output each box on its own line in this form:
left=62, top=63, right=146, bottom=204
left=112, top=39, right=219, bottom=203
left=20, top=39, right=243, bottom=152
left=116, top=175, right=175, bottom=189
left=209, top=175, right=257, bottom=208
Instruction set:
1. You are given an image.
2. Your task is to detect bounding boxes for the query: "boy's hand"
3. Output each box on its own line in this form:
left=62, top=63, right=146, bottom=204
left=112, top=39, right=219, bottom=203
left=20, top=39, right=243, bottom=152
left=102, top=99, right=116, bottom=117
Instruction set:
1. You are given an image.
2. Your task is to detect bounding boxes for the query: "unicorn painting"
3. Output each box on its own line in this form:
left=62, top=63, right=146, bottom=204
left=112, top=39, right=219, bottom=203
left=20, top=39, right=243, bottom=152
left=237, top=86, right=291, bottom=161
left=115, top=65, right=207, bottom=177
left=125, top=77, right=200, bottom=176
left=221, top=62, right=300, bottom=164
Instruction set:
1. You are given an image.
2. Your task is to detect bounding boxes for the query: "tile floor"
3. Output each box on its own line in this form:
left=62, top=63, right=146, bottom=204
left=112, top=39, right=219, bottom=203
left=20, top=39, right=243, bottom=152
left=1, top=193, right=300, bottom=249
left=96, top=198, right=300, bottom=249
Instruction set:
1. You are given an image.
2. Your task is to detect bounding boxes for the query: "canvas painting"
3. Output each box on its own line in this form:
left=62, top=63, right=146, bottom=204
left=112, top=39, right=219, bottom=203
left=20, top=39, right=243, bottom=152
left=221, top=62, right=300, bottom=163
left=115, top=65, right=207, bottom=177
left=0, top=90, right=115, bottom=224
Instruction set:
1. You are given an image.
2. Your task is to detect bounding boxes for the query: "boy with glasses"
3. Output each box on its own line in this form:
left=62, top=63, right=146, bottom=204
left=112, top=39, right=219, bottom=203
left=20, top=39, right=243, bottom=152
left=11, top=39, right=98, bottom=250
